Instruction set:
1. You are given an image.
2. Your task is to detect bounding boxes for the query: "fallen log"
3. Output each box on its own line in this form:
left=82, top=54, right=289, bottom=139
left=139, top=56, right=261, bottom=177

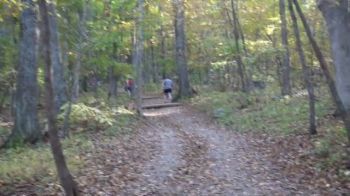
left=142, top=102, right=181, bottom=109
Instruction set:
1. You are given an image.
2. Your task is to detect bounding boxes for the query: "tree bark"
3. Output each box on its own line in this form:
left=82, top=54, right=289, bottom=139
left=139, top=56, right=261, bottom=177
left=173, top=0, right=191, bottom=97
left=234, top=0, right=248, bottom=55
left=279, top=0, right=292, bottom=95
left=293, top=0, right=350, bottom=141
left=5, top=0, right=41, bottom=147
left=230, top=0, right=248, bottom=92
left=46, top=2, right=67, bottom=112
left=39, top=1, right=79, bottom=195
left=108, top=66, right=117, bottom=100
left=72, top=3, right=88, bottom=103
left=288, top=0, right=316, bottom=134
left=150, top=41, right=158, bottom=83
left=133, top=0, right=145, bottom=115
left=158, top=3, right=167, bottom=78
left=317, top=0, right=350, bottom=143
left=108, top=42, right=118, bottom=101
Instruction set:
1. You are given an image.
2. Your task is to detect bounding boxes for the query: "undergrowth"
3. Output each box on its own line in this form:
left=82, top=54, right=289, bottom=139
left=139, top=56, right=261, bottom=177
left=0, top=134, right=91, bottom=185
left=191, top=87, right=331, bottom=134
left=191, top=87, right=349, bottom=174
left=0, top=92, right=136, bottom=187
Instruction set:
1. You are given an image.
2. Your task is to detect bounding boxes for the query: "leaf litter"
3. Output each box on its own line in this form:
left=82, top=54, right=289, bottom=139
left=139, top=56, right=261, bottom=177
left=1, top=103, right=349, bottom=195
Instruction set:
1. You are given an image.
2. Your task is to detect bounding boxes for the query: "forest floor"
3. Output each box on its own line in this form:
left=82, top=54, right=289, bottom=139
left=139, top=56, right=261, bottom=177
left=1, top=97, right=349, bottom=195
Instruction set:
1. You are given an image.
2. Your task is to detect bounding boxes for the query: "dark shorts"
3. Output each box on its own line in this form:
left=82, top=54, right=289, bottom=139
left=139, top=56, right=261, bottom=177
left=163, top=88, right=172, bottom=94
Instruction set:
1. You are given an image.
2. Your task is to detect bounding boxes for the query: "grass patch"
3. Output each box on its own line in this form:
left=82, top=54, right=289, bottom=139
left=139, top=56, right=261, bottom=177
left=0, top=134, right=92, bottom=185
left=191, top=88, right=332, bottom=135
left=104, top=107, right=135, bottom=137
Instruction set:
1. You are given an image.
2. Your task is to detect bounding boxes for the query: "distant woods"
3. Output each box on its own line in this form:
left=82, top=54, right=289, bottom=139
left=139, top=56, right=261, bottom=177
left=0, top=0, right=349, bottom=144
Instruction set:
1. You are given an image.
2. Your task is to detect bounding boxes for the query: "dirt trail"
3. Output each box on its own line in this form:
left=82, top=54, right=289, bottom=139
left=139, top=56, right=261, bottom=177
left=38, top=98, right=345, bottom=195
left=127, top=106, right=303, bottom=195
left=82, top=95, right=322, bottom=195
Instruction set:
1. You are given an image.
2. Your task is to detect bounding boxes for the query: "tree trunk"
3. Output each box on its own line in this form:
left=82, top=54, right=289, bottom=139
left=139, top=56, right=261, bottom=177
left=295, top=0, right=350, bottom=130
left=108, top=42, right=118, bottom=101
left=47, top=2, right=67, bottom=112
left=288, top=0, right=316, bottom=134
left=234, top=0, right=248, bottom=55
left=5, top=0, right=41, bottom=147
left=234, top=1, right=253, bottom=90
left=108, top=66, right=117, bottom=100
left=173, top=0, right=191, bottom=97
left=39, top=1, right=79, bottom=195
left=230, top=0, right=248, bottom=92
left=72, top=4, right=88, bottom=103
left=150, top=42, right=158, bottom=83
left=158, top=3, right=167, bottom=78
left=133, top=0, right=145, bottom=115
left=317, top=0, right=350, bottom=143
left=279, top=0, right=292, bottom=95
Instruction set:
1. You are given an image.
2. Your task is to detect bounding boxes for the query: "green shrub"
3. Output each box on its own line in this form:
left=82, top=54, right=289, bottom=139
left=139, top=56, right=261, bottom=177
left=144, top=82, right=160, bottom=94
left=58, top=103, right=115, bottom=130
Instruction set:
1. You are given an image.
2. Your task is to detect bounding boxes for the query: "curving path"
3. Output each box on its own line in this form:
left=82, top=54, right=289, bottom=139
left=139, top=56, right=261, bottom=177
left=41, top=97, right=345, bottom=195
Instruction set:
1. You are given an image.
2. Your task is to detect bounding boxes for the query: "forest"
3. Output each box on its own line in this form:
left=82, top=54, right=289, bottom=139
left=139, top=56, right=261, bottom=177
left=0, top=0, right=350, bottom=195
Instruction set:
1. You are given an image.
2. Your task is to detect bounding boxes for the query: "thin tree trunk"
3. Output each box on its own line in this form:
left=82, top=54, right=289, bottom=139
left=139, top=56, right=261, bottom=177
left=39, top=1, right=79, bottom=195
left=288, top=0, right=316, bottom=134
left=279, top=0, right=291, bottom=95
left=230, top=0, right=247, bottom=92
left=158, top=3, right=166, bottom=78
left=133, top=0, right=145, bottom=115
left=72, top=3, right=88, bottom=103
left=150, top=42, right=158, bottom=83
left=108, top=66, right=117, bottom=100
left=108, top=42, right=118, bottom=101
left=294, top=0, right=350, bottom=141
left=5, top=0, right=41, bottom=147
left=47, top=2, right=67, bottom=112
left=234, top=0, right=248, bottom=55
left=232, top=0, right=252, bottom=90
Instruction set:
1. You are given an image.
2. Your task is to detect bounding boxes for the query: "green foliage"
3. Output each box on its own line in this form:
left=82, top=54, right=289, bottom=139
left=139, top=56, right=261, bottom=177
left=58, top=102, right=115, bottom=130
left=104, top=108, right=134, bottom=137
left=144, top=82, right=160, bottom=94
left=159, top=58, right=176, bottom=76
left=113, top=62, right=133, bottom=78
left=0, top=135, right=91, bottom=184
left=314, top=125, right=348, bottom=169
left=192, top=88, right=332, bottom=135
left=0, top=126, right=8, bottom=136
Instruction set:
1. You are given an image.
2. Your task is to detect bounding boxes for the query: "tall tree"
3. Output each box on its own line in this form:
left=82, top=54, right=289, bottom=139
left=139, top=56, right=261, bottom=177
left=317, top=0, right=350, bottom=142
left=292, top=0, right=347, bottom=131
left=133, top=0, right=145, bottom=114
left=173, top=0, right=191, bottom=97
left=158, top=3, right=167, bottom=78
left=288, top=0, right=316, bottom=134
left=72, top=2, right=88, bottom=103
left=5, top=0, right=41, bottom=147
left=39, top=0, right=79, bottom=195
left=46, top=1, right=67, bottom=112
left=279, top=0, right=291, bottom=95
